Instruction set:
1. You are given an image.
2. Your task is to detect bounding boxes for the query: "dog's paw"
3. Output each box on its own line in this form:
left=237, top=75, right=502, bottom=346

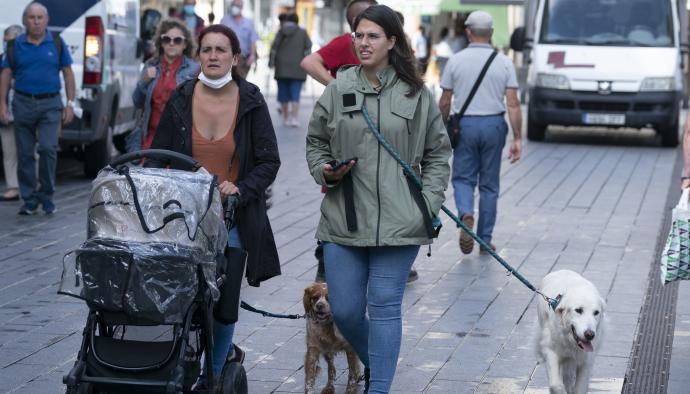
left=345, top=383, right=358, bottom=394
left=320, top=385, right=335, bottom=394
left=549, top=384, right=567, bottom=394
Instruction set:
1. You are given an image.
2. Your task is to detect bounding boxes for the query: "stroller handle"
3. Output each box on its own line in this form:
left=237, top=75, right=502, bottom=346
left=110, top=149, right=201, bottom=170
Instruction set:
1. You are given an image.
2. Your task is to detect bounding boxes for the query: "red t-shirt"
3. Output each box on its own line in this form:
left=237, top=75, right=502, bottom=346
left=144, top=56, right=182, bottom=150
left=317, top=33, right=360, bottom=78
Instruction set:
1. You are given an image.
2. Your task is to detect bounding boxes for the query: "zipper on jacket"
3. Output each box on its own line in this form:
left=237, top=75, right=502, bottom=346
left=375, top=93, right=382, bottom=246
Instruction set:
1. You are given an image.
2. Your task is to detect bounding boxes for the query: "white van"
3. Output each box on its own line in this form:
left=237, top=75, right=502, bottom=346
left=1, top=0, right=161, bottom=176
left=512, top=0, right=687, bottom=146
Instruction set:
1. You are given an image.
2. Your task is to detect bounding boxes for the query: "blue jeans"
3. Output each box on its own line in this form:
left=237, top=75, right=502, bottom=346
left=323, top=243, right=419, bottom=394
left=205, top=226, right=241, bottom=379
left=276, top=78, right=303, bottom=103
left=12, top=94, right=62, bottom=205
left=452, top=115, right=507, bottom=244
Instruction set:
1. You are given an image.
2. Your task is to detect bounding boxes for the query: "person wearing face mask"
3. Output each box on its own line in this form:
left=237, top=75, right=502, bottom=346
left=0, top=25, right=23, bottom=202
left=148, top=24, right=281, bottom=388
left=129, top=19, right=199, bottom=152
left=220, top=0, right=259, bottom=78
left=176, top=0, right=204, bottom=38
left=306, top=5, right=451, bottom=392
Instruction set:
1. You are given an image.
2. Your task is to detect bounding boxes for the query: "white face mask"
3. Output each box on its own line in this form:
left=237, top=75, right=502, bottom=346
left=198, top=67, right=233, bottom=89
left=230, top=6, right=242, bottom=16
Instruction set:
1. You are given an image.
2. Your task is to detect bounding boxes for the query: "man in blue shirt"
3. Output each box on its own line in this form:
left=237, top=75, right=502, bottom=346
left=220, top=0, right=259, bottom=78
left=0, top=2, right=75, bottom=215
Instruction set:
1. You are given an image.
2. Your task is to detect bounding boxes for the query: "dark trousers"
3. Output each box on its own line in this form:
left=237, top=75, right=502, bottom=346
left=12, top=94, right=62, bottom=204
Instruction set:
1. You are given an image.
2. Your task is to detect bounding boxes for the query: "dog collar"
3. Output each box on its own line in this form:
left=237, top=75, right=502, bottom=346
left=549, top=294, right=563, bottom=310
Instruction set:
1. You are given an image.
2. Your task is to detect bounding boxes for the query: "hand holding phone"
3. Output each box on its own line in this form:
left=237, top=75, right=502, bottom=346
left=324, top=157, right=358, bottom=183
left=328, top=157, right=358, bottom=172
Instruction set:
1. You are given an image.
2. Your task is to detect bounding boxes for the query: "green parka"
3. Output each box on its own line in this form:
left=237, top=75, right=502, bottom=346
left=306, top=65, right=451, bottom=247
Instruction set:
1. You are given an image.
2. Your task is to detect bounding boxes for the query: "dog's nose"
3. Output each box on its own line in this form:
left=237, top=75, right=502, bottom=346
left=315, top=302, right=326, bottom=310
left=584, top=330, right=595, bottom=341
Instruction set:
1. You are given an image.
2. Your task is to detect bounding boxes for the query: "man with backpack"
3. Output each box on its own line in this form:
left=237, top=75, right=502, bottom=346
left=438, top=11, right=522, bottom=256
left=0, top=2, right=75, bottom=215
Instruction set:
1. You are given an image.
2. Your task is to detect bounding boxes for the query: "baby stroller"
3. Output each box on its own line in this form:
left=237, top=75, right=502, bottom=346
left=60, top=150, right=248, bottom=394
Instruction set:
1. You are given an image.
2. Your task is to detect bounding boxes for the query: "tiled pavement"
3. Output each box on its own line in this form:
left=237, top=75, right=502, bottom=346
left=1, top=84, right=689, bottom=393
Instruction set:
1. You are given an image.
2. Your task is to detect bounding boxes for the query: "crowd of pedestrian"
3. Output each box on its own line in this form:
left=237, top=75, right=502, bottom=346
left=0, top=0, right=525, bottom=392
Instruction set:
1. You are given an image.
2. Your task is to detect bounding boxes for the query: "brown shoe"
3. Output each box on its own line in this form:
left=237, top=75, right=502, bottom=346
left=479, top=243, right=496, bottom=255
left=459, top=215, right=475, bottom=254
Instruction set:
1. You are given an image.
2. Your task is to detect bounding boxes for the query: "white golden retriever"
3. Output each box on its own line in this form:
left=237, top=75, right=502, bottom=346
left=535, top=270, right=606, bottom=394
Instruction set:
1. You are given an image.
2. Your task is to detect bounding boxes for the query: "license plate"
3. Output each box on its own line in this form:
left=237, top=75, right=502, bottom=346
left=582, top=113, right=626, bottom=125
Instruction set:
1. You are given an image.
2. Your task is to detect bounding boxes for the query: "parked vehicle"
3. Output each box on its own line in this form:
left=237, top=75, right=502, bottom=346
left=511, top=0, right=688, bottom=146
left=0, top=0, right=161, bottom=176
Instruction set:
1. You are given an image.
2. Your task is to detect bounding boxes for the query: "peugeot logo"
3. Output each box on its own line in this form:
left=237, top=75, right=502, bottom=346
left=597, top=81, right=612, bottom=95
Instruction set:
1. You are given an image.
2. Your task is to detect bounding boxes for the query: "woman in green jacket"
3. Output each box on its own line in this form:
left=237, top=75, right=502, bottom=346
left=305, top=5, right=451, bottom=393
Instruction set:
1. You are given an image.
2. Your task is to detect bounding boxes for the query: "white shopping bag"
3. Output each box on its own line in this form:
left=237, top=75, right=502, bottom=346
left=661, top=188, right=690, bottom=284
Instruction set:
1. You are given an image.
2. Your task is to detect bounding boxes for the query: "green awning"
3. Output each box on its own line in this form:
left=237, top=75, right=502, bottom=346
left=379, top=0, right=443, bottom=15
left=439, top=1, right=510, bottom=48
left=442, top=0, right=523, bottom=8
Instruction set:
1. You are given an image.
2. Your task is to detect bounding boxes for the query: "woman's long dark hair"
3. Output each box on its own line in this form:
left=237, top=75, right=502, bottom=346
left=353, top=5, right=423, bottom=97
left=197, top=24, right=242, bottom=81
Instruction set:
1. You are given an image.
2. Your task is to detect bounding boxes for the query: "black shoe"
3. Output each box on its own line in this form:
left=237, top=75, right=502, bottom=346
left=18, top=201, right=39, bottom=215
left=407, top=268, right=419, bottom=283
left=41, top=199, right=56, bottom=215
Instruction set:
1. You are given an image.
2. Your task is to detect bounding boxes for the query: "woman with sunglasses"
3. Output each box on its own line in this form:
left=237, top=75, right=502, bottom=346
left=306, top=5, right=451, bottom=392
left=129, top=19, right=199, bottom=152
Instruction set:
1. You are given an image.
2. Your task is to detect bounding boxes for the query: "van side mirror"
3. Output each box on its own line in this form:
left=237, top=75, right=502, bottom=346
left=141, top=8, right=162, bottom=41
left=510, top=27, right=526, bottom=52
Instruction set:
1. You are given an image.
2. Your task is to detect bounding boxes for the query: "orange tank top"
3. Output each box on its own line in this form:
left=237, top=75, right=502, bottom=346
left=191, top=120, right=240, bottom=184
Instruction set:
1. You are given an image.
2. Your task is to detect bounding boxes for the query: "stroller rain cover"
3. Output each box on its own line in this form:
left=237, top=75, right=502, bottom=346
left=59, top=166, right=227, bottom=324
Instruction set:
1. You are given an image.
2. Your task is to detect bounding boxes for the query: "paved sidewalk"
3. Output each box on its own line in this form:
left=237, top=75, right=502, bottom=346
left=0, top=72, right=687, bottom=393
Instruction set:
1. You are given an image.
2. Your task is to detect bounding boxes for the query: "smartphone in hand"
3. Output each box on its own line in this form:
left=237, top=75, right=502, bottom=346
left=328, top=157, right=358, bottom=172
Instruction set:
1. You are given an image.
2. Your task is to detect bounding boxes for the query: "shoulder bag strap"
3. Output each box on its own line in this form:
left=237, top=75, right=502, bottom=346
left=456, top=49, right=498, bottom=118
left=360, top=105, right=440, bottom=238
left=6, top=39, right=16, bottom=73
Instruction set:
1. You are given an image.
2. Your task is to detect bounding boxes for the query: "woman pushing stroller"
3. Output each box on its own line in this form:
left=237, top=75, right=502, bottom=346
left=149, top=24, right=281, bottom=387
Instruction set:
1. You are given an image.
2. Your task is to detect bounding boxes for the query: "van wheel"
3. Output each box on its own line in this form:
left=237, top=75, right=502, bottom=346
left=660, top=121, right=679, bottom=147
left=527, top=114, right=547, bottom=142
left=84, top=126, right=115, bottom=178
left=219, top=362, right=247, bottom=394
left=113, top=132, right=129, bottom=154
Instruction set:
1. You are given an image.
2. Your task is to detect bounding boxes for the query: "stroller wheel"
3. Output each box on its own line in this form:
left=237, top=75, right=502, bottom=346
left=65, top=383, right=92, bottom=394
left=217, top=361, right=247, bottom=394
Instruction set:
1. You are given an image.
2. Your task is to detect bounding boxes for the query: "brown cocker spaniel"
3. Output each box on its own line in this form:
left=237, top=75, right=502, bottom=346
left=303, top=282, right=361, bottom=394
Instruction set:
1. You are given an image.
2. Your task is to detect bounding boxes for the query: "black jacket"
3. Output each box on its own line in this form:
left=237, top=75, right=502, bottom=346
left=150, top=78, right=281, bottom=286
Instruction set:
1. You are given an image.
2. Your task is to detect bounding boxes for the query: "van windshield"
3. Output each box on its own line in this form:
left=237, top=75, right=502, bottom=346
left=539, top=0, right=674, bottom=47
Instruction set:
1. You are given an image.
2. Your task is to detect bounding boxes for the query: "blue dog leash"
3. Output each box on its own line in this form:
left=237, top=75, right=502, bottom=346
left=360, top=105, right=561, bottom=311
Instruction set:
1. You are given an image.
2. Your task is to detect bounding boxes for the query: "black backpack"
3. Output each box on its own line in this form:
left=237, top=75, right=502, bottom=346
left=5, top=32, right=63, bottom=73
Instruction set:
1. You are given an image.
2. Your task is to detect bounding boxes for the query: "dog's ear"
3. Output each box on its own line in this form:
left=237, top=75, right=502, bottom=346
left=303, top=285, right=314, bottom=314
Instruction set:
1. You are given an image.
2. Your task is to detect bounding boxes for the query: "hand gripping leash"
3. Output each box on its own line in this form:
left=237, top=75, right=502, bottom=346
left=360, top=106, right=560, bottom=311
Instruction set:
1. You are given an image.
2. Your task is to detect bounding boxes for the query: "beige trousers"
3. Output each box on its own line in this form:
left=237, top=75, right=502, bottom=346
left=0, top=125, right=18, bottom=189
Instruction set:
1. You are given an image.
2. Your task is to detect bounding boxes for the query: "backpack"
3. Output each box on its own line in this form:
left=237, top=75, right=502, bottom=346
left=5, top=32, right=63, bottom=73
